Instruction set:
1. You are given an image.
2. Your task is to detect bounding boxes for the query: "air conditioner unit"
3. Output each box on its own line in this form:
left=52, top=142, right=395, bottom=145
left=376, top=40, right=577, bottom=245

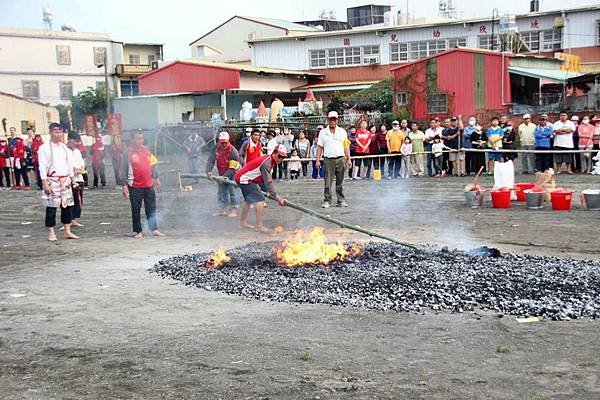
left=151, top=61, right=159, bottom=70
left=365, top=57, right=380, bottom=64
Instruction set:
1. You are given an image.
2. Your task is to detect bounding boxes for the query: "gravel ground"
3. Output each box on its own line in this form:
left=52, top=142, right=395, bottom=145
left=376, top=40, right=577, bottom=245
left=153, top=242, right=600, bottom=320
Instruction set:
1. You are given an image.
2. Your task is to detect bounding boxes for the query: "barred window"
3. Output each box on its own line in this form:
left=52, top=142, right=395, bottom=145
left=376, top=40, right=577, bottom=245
left=59, top=81, right=73, bottom=100
left=390, top=43, right=408, bottom=62
left=309, top=50, right=326, bottom=68
left=328, top=48, right=345, bottom=66
left=541, top=28, right=562, bottom=51
left=427, top=93, right=447, bottom=114
left=362, top=45, right=380, bottom=63
left=56, top=45, right=71, bottom=65
left=22, top=80, right=39, bottom=99
left=520, top=31, right=540, bottom=51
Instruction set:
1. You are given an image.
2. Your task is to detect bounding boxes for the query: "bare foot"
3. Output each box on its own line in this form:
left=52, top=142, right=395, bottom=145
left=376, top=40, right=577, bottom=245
left=256, top=226, right=272, bottom=234
left=151, top=230, right=165, bottom=237
left=71, top=220, right=85, bottom=227
left=212, top=210, right=227, bottom=217
left=240, top=222, right=255, bottom=230
left=130, top=232, right=143, bottom=238
left=48, top=234, right=57, bottom=242
left=228, top=210, right=238, bottom=218
left=64, top=232, right=80, bottom=239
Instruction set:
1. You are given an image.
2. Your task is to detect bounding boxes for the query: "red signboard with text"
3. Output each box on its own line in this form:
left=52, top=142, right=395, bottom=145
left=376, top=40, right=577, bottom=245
left=83, top=114, right=98, bottom=136
left=106, top=113, right=122, bottom=137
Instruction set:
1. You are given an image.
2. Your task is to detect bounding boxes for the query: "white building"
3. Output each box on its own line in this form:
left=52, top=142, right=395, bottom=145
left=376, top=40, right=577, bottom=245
left=248, top=5, right=600, bottom=91
left=0, top=26, right=164, bottom=104
left=189, top=15, right=320, bottom=63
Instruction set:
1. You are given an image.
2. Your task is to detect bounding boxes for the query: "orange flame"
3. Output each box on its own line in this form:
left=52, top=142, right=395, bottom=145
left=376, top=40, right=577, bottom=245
left=205, top=246, right=231, bottom=269
left=275, top=227, right=361, bottom=267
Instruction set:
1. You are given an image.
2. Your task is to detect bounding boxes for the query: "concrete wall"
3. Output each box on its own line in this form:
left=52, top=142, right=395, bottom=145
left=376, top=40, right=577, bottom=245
left=0, top=92, right=59, bottom=135
left=0, top=27, right=116, bottom=105
left=123, top=44, right=162, bottom=65
left=158, top=96, right=195, bottom=125
left=113, top=97, right=159, bottom=130
left=239, top=72, right=307, bottom=92
left=190, top=17, right=287, bottom=61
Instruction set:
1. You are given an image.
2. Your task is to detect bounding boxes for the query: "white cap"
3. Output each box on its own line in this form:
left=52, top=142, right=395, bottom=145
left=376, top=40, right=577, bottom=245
left=571, top=115, right=579, bottom=121
left=218, top=131, right=230, bottom=141
left=316, top=125, right=324, bottom=130
left=523, top=113, right=531, bottom=119
left=274, top=144, right=288, bottom=157
left=392, top=120, right=400, bottom=125
left=245, top=127, right=252, bottom=132
left=327, top=111, right=339, bottom=119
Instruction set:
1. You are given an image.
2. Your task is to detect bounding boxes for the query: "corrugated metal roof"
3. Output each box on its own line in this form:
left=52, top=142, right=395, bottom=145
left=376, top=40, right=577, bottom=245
left=296, top=81, right=378, bottom=91
left=508, top=66, right=583, bottom=82
left=176, top=59, right=323, bottom=77
left=248, top=4, right=600, bottom=43
left=242, top=16, right=321, bottom=32
left=391, top=47, right=506, bottom=71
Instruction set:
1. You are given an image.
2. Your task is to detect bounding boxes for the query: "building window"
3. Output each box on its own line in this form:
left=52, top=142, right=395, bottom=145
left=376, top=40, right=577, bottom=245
left=396, top=92, right=408, bottom=106
left=327, top=48, right=345, bottom=66
left=22, top=80, right=39, bottom=99
left=309, top=50, right=326, bottom=68
left=56, top=45, right=71, bottom=65
left=59, top=81, right=73, bottom=100
left=448, top=38, right=467, bottom=48
left=541, top=28, right=562, bottom=51
left=148, top=55, right=155, bottom=65
left=120, top=79, right=139, bottom=96
left=520, top=31, right=540, bottom=52
left=427, top=93, right=447, bottom=114
left=390, top=43, right=408, bottom=62
left=344, top=47, right=361, bottom=65
left=597, top=20, right=600, bottom=45
left=478, top=35, right=499, bottom=50
left=128, top=54, right=141, bottom=64
left=362, top=45, right=380, bottom=63
left=94, top=47, right=107, bottom=66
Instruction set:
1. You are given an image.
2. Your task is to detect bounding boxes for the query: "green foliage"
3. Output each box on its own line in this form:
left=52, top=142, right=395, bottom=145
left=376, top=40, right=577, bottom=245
left=496, top=345, right=510, bottom=354
left=330, top=360, right=342, bottom=371
left=381, top=110, right=410, bottom=126
left=327, top=91, right=347, bottom=114
left=70, top=87, right=110, bottom=130
left=347, top=79, right=393, bottom=113
left=299, top=349, right=311, bottom=362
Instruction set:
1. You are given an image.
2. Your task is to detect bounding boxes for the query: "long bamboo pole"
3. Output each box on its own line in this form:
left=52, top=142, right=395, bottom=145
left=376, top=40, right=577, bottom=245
left=183, top=173, right=417, bottom=249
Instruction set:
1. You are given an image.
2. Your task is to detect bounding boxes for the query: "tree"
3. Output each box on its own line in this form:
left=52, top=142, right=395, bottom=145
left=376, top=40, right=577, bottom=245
left=70, top=87, right=109, bottom=130
left=347, top=78, right=393, bottom=113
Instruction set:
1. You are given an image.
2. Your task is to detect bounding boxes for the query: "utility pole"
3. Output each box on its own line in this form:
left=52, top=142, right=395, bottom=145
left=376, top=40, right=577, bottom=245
left=104, top=51, right=110, bottom=121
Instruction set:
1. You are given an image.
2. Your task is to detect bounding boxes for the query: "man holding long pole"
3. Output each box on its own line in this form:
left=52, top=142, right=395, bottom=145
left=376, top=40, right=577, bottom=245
left=315, top=111, right=352, bottom=209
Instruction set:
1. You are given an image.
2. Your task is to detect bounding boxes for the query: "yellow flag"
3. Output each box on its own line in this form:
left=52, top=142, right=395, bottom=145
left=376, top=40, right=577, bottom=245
left=343, top=138, right=351, bottom=149
left=149, top=153, right=158, bottom=166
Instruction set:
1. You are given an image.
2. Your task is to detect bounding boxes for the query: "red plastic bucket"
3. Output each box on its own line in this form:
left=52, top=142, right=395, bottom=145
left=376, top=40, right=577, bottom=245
left=515, top=182, right=535, bottom=202
left=490, top=188, right=511, bottom=208
left=550, top=189, right=574, bottom=211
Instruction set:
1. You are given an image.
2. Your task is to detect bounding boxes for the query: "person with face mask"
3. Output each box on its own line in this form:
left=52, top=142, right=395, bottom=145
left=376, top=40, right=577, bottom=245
left=578, top=116, right=595, bottom=173
left=502, top=121, right=518, bottom=162
left=463, top=116, right=480, bottom=175
left=518, top=114, right=537, bottom=174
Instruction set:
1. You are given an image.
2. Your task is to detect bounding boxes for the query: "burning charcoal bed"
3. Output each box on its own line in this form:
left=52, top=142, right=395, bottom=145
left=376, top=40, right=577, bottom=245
left=152, top=239, right=600, bottom=320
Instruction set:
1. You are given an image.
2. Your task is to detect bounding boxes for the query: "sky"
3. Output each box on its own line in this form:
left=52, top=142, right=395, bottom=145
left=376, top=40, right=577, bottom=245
left=0, top=0, right=598, bottom=59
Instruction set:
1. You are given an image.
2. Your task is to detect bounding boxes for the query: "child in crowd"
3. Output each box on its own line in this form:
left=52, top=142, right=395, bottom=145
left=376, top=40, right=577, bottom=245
left=400, top=136, right=412, bottom=178
left=310, top=136, right=323, bottom=179
left=288, top=149, right=301, bottom=180
left=432, top=135, right=451, bottom=178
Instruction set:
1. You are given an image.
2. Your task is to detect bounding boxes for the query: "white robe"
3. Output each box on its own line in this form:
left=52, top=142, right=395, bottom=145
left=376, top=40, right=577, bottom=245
left=38, top=142, right=74, bottom=208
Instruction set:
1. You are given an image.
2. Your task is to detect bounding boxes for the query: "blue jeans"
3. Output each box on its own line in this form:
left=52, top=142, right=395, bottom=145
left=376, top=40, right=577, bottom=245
left=425, top=143, right=434, bottom=176
left=217, top=181, right=239, bottom=209
left=312, top=161, right=323, bottom=179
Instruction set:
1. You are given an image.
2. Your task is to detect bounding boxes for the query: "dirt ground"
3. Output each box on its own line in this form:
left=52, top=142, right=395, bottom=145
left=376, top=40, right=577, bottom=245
left=1, top=167, right=599, bottom=400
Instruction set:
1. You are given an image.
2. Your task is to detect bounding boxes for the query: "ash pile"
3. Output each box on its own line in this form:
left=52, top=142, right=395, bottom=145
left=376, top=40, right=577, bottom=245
left=152, top=243, right=600, bottom=320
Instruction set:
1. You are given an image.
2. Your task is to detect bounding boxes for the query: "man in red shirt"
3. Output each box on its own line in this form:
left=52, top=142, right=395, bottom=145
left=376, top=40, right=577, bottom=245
left=0, top=137, right=10, bottom=188
left=112, top=134, right=124, bottom=188
left=122, top=130, right=164, bottom=238
left=91, top=135, right=106, bottom=188
left=234, top=145, right=287, bottom=233
left=206, top=132, right=240, bottom=217
left=31, top=133, right=44, bottom=190
left=239, top=128, right=263, bottom=166
left=11, top=136, right=30, bottom=190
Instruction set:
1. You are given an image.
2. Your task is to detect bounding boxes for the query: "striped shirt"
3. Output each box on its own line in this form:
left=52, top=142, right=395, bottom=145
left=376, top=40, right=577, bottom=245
left=234, top=155, right=277, bottom=197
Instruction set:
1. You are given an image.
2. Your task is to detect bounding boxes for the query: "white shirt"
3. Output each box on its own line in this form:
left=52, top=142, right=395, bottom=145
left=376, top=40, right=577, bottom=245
left=38, top=142, right=73, bottom=180
left=552, top=120, right=575, bottom=148
left=266, top=138, right=278, bottom=155
left=424, top=127, right=444, bottom=140
left=67, top=147, right=85, bottom=182
left=317, top=126, right=347, bottom=158
left=518, top=122, right=537, bottom=146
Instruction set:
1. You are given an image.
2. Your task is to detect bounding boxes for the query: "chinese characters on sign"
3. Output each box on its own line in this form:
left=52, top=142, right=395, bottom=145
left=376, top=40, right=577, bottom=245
left=432, top=30, right=441, bottom=38
left=83, top=115, right=98, bottom=136
left=390, top=33, right=398, bottom=43
left=479, top=25, right=487, bottom=34
left=343, top=38, right=350, bottom=46
left=556, top=53, right=581, bottom=73
left=531, top=19, right=540, bottom=29
left=106, top=113, right=122, bottom=137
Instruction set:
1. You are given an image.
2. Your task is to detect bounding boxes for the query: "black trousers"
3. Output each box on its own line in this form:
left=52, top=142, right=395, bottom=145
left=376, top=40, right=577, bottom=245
left=14, top=163, right=29, bottom=187
left=93, top=163, right=106, bottom=187
left=45, top=206, right=73, bottom=227
left=535, top=148, right=553, bottom=172
left=72, top=185, right=83, bottom=219
left=0, top=167, right=10, bottom=187
left=129, top=186, right=158, bottom=233
left=112, top=157, right=123, bottom=185
left=389, top=153, right=402, bottom=178
left=34, top=164, right=42, bottom=189
left=301, top=161, right=309, bottom=177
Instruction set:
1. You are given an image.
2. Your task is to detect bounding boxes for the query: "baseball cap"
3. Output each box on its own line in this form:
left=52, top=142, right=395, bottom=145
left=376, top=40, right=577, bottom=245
left=571, top=115, right=579, bottom=121
left=540, top=113, right=549, bottom=120
left=450, top=116, right=457, bottom=121
left=327, top=111, right=339, bottom=119
left=0, top=137, right=6, bottom=142
left=245, top=127, right=252, bottom=132
left=316, top=125, right=324, bottom=130
left=218, top=131, right=230, bottom=141
left=523, top=113, right=531, bottom=119
left=392, top=120, right=399, bottom=125
left=274, top=144, right=288, bottom=157
left=67, top=131, right=81, bottom=141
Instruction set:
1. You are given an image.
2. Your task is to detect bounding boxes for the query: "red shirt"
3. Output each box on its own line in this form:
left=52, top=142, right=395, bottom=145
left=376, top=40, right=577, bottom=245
left=13, top=138, right=26, bottom=159
left=0, top=143, right=8, bottom=168
left=241, top=140, right=262, bottom=164
left=31, top=138, right=44, bottom=164
left=91, top=141, right=105, bottom=165
left=127, top=145, right=155, bottom=188
left=355, top=129, right=373, bottom=154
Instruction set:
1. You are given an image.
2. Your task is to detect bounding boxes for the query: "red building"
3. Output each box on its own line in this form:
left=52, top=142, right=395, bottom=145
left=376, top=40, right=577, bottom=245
left=392, top=48, right=512, bottom=121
